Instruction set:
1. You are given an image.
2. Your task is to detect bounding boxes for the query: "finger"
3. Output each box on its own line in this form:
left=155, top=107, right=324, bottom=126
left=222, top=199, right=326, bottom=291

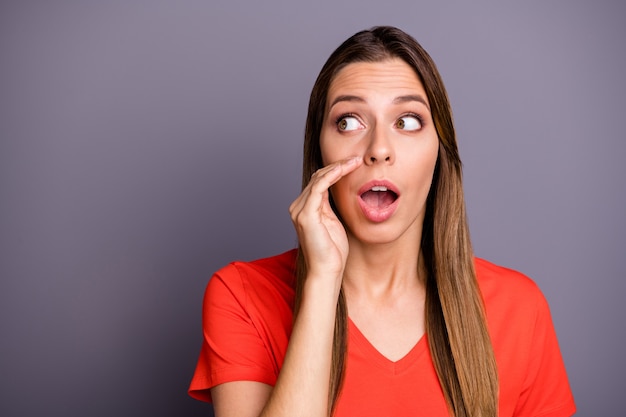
left=295, top=157, right=360, bottom=220
left=290, top=157, right=361, bottom=217
left=308, top=156, right=362, bottom=193
left=289, top=186, right=310, bottom=218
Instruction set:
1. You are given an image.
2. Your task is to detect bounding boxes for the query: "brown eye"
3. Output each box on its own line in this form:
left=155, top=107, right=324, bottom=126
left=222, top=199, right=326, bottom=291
left=396, top=115, right=421, bottom=131
left=337, top=116, right=360, bottom=131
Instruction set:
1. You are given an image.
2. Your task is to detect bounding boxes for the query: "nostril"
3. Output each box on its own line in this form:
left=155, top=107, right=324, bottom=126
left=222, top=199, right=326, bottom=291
left=368, top=156, right=392, bottom=163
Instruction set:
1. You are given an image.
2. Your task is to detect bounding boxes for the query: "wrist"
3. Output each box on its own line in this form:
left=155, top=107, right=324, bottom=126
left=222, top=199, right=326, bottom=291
left=301, top=272, right=343, bottom=310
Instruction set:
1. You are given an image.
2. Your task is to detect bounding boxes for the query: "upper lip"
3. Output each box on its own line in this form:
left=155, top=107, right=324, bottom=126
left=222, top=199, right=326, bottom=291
left=357, top=180, right=400, bottom=197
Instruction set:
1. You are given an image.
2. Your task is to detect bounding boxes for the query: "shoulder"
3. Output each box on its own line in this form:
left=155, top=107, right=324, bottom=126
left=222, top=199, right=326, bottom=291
left=474, top=257, right=554, bottom=357
left=474, top=257, right=538, bottom=290
left=207, top=249, right=298, bottom=298
left=190, top=250, right=298, bottom=401
left=474, top=257, right=552, bottom=341
left=203, top=249, right=297, bottom=325
left=475, top=258, right=576, bottom=416
left=214, top=248, right=298, bottom=280
left=474, top=257, right=545, bottom=308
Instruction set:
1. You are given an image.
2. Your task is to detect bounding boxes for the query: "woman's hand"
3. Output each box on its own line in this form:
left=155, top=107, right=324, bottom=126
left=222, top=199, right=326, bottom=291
left=289, top=157, right=362, bottom=284
left=212, top=159, right=362, bottom=417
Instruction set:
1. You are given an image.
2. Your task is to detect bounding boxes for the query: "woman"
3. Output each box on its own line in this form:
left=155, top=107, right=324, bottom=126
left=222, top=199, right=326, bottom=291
left=189, top=26, right=576, bottom=417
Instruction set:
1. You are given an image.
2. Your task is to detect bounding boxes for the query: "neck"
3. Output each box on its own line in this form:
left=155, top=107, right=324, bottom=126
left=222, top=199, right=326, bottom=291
left=342, top=235, right=425, bottom=301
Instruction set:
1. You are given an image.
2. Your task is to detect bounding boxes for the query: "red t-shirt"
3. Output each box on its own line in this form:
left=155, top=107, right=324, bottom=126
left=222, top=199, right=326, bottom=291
left=189, top=249, right=576, bottom=416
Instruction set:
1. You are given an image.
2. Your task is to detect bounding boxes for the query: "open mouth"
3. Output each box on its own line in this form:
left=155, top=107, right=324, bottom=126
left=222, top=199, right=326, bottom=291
left=360, top=185, right=399, bottom=209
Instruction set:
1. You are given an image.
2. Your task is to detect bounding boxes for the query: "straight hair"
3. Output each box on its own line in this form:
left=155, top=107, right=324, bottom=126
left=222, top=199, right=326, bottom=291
left=295, top=26, right=499, bottom=416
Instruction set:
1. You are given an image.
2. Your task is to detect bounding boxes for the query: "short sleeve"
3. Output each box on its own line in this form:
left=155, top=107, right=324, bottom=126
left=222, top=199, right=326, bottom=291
left=188, top=265, right=278, bottom=402
left=513, top=290, right=576, bottom=417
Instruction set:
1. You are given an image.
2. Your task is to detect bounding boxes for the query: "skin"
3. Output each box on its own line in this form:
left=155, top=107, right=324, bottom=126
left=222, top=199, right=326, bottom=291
left=211, top=58, right=439, bottom=417
left=321, top=58, right=439, bottom=361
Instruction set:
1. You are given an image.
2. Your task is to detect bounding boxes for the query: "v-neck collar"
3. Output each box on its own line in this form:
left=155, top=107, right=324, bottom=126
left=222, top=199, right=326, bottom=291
left=347, top=318, right=429, bottom=374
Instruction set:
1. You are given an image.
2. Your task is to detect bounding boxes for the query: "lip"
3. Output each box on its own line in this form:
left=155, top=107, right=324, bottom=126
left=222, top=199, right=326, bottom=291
left=357, top=179, right=400, bottom=223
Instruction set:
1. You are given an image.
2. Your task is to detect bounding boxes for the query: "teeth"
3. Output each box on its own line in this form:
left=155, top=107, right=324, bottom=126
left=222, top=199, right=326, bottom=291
left=371, top=186, right=388, bottom=192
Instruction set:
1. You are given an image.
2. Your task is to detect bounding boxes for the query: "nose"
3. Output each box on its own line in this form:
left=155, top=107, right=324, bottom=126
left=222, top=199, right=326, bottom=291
left=364, top=125, right=394, bottom=165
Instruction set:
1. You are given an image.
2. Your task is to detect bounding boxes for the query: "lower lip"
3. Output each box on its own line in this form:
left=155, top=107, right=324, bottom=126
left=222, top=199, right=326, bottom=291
left=357, top=197, right=399, bottom=223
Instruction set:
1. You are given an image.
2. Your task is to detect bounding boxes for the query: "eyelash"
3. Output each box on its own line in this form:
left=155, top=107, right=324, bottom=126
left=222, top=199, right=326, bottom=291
left=334, top=113, right=425, bottom=129
left=403, top=112, right=423, bottom=123
left=335, top=113, right=357, bottom=125
left=399, top=112, right=424, bottom=127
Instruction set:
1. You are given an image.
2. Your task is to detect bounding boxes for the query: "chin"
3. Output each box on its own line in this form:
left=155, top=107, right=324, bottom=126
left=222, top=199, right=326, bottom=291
left=344, top=211, right=425, bottom=248
left=347, top=223, right=409, bottom=247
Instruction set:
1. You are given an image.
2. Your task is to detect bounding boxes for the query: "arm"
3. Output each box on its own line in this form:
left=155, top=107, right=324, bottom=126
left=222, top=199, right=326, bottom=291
left=211, top=157, right=362, bottom=417
left=513, top=286, right=576, bottom=417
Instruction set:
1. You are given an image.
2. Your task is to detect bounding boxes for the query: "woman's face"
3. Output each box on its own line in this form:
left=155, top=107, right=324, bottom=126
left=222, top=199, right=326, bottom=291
left=320, top=58, right=439, bottom=246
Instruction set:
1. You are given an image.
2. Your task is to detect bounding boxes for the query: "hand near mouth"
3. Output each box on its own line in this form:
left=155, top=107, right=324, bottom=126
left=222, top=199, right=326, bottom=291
left=289, top=156, right=362, bottom=288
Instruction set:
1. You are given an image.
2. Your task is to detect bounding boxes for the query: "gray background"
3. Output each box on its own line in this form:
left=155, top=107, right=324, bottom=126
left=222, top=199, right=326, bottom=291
left=1, top=1, right=624, bottom=416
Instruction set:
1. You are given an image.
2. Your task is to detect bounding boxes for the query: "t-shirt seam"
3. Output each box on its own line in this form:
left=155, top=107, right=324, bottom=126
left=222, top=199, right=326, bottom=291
left=191, top=253, right=575, bottom=415
left=210, top=364, right=276, bottom=378
left=232, top=262, right=281, bottom=377
left=531, top=399, right=576, bottom=417
left=520, top=281, right=542, bottom=390
left=348, top=320, right=428, bottom=375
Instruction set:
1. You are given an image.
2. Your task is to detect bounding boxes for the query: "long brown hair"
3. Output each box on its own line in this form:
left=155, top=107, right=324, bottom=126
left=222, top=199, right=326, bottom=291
left=295, top=26, right=498, bottom=416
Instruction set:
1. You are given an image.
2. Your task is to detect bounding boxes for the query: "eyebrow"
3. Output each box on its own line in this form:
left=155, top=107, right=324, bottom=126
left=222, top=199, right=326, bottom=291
left=329, top=95, right=365, bottom=108
left=392, top=94, right=430, bottom=110
left=329, top=94, right=430, bottom=111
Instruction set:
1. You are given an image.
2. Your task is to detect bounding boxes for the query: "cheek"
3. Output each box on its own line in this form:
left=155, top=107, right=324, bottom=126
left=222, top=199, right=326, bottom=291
left=421, top=134, right=440, bottom=166
left=320, top=131, right=358, bottom=166
left=328, top=176, right=354, bottom=219
left=406, top=140, right=439, bottom=186
left=425, top=142, right=440, bottom=173
left=320, top=142, right=339, bottom=167
left=329, top=176, right=349, bottom=203
left=319, top=132, right=333, bottom=166
left=424, top=150, right=440, bottom=185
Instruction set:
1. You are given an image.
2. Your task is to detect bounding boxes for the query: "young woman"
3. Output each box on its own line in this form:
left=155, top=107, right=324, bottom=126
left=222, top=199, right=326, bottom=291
left=189, top=26, right=576, bottom=417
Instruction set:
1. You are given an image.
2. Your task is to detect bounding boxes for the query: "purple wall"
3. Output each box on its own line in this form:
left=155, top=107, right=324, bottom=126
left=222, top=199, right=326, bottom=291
left=1, top=1, right=624, bottom=415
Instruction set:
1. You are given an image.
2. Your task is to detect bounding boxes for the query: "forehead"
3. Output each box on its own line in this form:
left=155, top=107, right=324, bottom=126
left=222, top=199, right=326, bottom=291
left=327, top=58, right=427, bottom=102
